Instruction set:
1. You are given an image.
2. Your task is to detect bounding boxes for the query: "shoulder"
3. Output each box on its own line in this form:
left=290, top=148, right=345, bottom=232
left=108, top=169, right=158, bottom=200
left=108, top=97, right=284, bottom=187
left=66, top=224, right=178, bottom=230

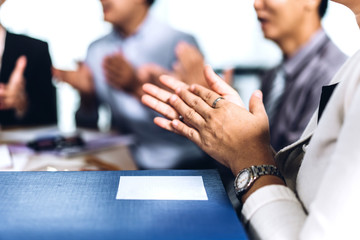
left=144, top=15, right=198, bottom=46
left=304, top=37, right=348, bottom=86
left=86, top=32, right=116, bottom=63
left=330, top=50, right=360, bottom=88
left=320, top=36, right=348, bottom=66
left=167, top=27, right=197, bottom=45
left=311, top=34, right=347, bottom=75
left=5, top=32, right=50, bottom=62
left=88, top=32, right=113, bottom=50
left=7, top=32, right=48, bottom=49
left=5, top=31, right=51, bottom=65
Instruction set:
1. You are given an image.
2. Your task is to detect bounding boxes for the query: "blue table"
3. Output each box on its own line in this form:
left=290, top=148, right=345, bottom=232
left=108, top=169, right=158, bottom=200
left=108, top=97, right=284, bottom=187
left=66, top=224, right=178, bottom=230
left=0, top=170, right=248, bottom=240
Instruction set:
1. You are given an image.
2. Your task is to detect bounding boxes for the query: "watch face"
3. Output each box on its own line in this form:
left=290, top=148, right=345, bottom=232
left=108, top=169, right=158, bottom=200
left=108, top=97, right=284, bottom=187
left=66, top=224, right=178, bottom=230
left=236, top=169, right=251, bottom=189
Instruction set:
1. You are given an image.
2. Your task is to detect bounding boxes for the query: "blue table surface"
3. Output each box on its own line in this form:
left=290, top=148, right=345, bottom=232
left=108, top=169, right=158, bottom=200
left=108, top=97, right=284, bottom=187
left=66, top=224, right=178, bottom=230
left=0, top=170, right=248, bottom=240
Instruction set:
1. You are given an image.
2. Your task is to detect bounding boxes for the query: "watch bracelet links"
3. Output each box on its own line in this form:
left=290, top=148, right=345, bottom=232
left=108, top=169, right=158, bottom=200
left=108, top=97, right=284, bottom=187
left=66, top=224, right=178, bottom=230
left=234, top=164, right=285, bottom=200
left=252, top=164, right=283, bottom=180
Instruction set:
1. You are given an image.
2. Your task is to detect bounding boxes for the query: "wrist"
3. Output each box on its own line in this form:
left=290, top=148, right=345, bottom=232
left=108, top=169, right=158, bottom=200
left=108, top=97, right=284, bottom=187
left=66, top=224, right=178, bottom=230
left=230, top=145, right=275, bottom=176
left=234, top=164, right=285, bottom=203
left=15, top=91, right=28, bottom=118
left=123, top=74, right=141, bottom=93
left=241, top=175, right=285, bottom=203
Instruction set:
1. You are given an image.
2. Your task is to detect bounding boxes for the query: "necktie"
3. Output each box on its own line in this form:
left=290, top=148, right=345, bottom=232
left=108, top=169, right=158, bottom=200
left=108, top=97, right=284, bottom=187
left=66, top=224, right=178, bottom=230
left=265, top=68, right=286, bottom=123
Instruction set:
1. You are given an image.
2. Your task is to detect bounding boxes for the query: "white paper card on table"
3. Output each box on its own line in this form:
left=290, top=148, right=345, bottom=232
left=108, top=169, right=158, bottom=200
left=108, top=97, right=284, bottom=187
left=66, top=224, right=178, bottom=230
left=0, top=145, right=12, bottom=169
left=116, top=176, right=208, bottom=200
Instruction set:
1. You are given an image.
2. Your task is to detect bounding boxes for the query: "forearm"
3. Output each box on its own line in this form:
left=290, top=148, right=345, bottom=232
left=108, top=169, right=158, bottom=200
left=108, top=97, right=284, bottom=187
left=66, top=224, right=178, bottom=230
left=14, top=91, right=28, bottom=119
left=68, top=69, right=94, bottom=94
left=229, top=143, right=285, bottom=202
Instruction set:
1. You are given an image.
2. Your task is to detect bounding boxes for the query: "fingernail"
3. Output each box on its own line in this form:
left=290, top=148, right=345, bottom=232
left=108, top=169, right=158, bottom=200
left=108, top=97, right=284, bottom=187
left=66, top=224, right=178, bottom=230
left=254, top=90, right=263, bottom=100
left=175, top=87, right=182, bottom=94
left=160, top=75, right=171, bottom=84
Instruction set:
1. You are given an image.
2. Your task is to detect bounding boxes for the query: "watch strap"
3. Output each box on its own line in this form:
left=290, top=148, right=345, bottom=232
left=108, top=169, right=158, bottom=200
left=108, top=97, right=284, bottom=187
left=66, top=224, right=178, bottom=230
left=251, top=165, right=282, bottom=179
left=234, top=164, right=283, bottom=198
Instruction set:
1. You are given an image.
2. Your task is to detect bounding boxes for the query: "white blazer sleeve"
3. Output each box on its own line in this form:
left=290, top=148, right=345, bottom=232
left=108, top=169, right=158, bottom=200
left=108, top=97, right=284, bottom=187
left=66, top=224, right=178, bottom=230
left=241, top=59, right=360, bottom=239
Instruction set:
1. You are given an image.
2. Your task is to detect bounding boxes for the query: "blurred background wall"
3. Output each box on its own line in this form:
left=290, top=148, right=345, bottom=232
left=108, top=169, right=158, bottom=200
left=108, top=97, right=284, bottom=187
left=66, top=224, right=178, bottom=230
left=1, top=0, right=359, bottom=131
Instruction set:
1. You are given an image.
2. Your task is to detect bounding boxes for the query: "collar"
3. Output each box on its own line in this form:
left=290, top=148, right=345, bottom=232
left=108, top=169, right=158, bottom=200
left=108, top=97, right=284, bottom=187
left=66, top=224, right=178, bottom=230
left=110, top=13, right=156, bottom=41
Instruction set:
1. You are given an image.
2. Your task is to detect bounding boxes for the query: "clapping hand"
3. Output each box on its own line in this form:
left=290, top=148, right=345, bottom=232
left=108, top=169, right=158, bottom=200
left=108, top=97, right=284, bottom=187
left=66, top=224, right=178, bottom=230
left=0, top=55, right=28, bottom=117
left=173, top=42, right=234, bottom=87
left=103, top=51, right=140, bottom=95
left=142, top=65, right=275, bottom=175
left=142, top=65, right=244, bottom=128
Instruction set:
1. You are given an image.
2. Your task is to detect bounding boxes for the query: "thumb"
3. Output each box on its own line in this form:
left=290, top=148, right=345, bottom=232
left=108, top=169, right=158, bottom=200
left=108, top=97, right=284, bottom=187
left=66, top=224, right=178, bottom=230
left=9, top=55, right=27, bottom=85
left=15, top=55, right=27, bottom=72
left=204, top=65, right=237, bottom=96
left=249, top=90, right=267, bottom=119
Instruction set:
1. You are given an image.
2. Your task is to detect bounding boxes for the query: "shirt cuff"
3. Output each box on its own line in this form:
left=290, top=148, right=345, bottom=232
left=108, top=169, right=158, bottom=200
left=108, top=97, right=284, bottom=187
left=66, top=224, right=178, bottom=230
left=242, top=184, right=299, bottom=223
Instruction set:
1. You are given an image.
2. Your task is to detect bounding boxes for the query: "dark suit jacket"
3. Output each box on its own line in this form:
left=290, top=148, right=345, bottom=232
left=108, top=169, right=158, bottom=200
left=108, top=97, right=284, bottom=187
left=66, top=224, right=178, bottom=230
left=0, top=31, right=57, bottom=126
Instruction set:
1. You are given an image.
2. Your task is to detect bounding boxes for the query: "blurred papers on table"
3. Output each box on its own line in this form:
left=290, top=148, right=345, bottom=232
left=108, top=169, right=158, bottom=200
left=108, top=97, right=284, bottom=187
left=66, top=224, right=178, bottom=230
left=0, top=126, right=137, bottom=171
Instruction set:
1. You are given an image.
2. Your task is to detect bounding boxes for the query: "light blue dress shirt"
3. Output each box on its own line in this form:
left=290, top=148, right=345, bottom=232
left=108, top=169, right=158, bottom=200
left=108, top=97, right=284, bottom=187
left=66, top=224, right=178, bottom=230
left=85, top=14, right=206, bottom=169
